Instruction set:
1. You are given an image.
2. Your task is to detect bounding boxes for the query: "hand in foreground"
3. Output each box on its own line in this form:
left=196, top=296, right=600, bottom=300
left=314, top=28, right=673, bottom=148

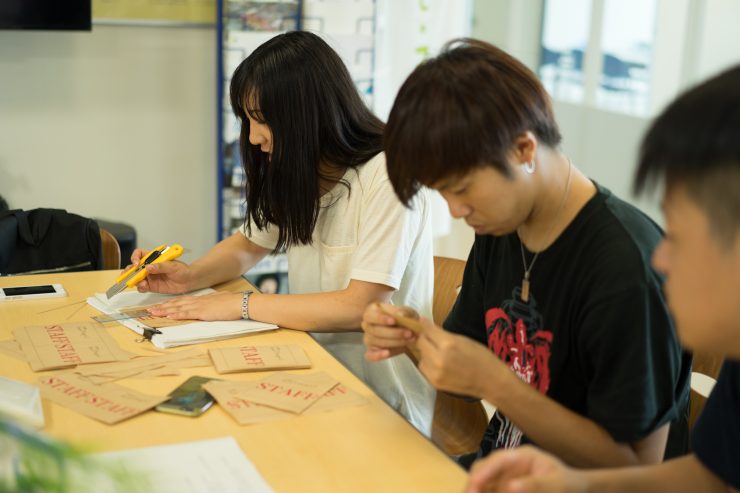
left=415, top=320, right=507, bottom=398
left=465, top=446, right=587, bottom=493
left=361, top=303, right=419, bottom=361
left=125, top=248, right=193, bottom=294
left=146, top=291, right=243, bottom=321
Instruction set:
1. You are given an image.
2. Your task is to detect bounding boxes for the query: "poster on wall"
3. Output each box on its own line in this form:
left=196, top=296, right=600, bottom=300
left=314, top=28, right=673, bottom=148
left=93, top=0, right=216, bottom=25
left=219, top=0, right=302, bottom=292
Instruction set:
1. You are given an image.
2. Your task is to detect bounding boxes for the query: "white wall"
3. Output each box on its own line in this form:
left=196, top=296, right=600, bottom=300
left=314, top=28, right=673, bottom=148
left=2, top=1, right=738, bottom=265
left=464, top=0, right=740, bottom=257
left=0, top=25, right=216, bottom=262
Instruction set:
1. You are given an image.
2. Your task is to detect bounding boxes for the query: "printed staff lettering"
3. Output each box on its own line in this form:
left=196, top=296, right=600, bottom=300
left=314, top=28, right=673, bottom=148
left=44, top=325, right=82, bottom=365
left=239, top=346, right=265, bottom=366
left=40, top=375, right=137, bottom=417
left=257, top=382, right=319, bottom=400
left=226, top=397, right=257, bottom=410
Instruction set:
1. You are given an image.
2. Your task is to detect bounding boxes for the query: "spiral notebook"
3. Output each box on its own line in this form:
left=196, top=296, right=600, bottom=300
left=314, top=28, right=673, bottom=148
left=86, top=289, right=278, bottom=349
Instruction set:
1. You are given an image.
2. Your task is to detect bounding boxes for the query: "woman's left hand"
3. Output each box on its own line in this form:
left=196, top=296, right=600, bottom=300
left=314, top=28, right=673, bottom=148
left=147, top=292, right=243, bottom=321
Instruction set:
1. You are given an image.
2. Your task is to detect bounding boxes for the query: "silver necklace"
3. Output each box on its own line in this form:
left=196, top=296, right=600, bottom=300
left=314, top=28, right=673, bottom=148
left=519, top=159, right=573, bottom=303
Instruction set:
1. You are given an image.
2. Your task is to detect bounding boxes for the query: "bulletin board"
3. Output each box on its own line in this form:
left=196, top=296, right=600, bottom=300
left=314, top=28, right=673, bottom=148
left=93, top=0, right=216, bottom=26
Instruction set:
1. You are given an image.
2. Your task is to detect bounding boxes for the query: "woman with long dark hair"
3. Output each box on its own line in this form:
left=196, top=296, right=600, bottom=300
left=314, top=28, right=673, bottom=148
left=130, top=31, right=435, bottom=434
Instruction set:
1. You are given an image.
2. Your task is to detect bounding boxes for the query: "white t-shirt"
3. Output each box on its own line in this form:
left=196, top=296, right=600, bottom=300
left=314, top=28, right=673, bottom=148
left=242, top=152, right=435, bottom=435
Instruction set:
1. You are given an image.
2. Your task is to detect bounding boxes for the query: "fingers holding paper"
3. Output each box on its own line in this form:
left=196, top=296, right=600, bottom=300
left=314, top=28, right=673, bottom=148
left=361, top=303, right=419, bottom=362
left=465, top=446, right=586, bottom=493
left=147, top=292, right=242, bottom=321
left=415, top=321, right=504, bottom=399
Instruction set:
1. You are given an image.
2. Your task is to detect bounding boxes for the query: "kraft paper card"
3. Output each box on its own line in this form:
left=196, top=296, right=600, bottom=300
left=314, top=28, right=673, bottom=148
left=38, top=373, right=166, bottom=424
left=204, top=381, right=368, bottom=426
left=379, top=305, right=424, bottom=335
left=74, top=349, right=210, bottom=384
left=303, top=384, right=368, bottom=415
left=238, top=372, right=339, bottom=414
left=209, top=344, right=311, bottom=374
left=0, top=339, right=25, bottom=361
left=204, top=382, right=293, bottom=425
left=14, top=323, right=134, bottom=372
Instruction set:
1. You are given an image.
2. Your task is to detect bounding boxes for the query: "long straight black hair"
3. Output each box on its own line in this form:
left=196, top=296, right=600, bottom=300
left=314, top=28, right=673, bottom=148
left=230, top=31, right=384, bottom=251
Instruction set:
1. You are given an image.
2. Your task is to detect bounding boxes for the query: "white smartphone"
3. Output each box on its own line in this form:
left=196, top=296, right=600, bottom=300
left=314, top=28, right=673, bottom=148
left=0, top=284, right=67, bottom=301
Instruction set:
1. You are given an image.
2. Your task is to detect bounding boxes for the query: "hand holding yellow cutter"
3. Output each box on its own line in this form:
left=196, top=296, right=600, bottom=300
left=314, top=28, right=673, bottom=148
left=106, top=244, right=183, bottom=299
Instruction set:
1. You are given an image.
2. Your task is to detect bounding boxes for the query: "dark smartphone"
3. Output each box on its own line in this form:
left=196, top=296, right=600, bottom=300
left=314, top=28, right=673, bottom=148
left=0, top=284, right=66, bottom=301
left=155, top=376, right=217, bottom=417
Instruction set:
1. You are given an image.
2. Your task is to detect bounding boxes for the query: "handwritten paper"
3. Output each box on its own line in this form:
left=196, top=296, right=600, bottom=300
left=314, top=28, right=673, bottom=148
left=14, top=323, right=133, bottom=372
left=38, top=373, right=166, bottom=424
left=209, top=344, right=311, bottom=374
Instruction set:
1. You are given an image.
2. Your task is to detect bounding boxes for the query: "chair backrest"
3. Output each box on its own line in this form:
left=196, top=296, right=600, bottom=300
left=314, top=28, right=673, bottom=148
left=432, top=256, right=465, bottom=326
left=689, top=351, right=724, bottom=434
left=100, top=228, right=121, bottom=270
left=430, top=256, right=489, bottom=456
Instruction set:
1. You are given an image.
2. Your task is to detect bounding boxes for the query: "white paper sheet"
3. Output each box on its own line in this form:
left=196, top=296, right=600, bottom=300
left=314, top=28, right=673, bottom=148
left=92, top=436, right=274, bottom=493
left=87, top=291, right=278, bottom=349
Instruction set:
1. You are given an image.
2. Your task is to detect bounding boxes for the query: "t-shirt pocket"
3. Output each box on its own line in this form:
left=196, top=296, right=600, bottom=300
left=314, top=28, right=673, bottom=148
left=318, top=242, right=356, bottom=292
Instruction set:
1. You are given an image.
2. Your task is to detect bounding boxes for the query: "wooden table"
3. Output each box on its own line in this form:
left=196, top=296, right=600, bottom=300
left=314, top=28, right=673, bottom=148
left=0, top=271, right=466, bottom=492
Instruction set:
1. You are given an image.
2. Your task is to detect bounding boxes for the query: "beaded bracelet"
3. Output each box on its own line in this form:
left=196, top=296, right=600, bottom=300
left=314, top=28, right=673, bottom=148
left=241, top=291, right=253, bottom=320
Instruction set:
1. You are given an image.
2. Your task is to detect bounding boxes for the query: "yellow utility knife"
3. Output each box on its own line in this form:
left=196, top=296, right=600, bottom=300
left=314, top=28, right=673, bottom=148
left=105, top=243, right=184, bottom=299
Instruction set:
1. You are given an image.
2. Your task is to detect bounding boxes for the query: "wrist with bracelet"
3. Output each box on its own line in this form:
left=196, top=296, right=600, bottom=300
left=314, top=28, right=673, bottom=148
left=241, top=290, right=254, bottom=320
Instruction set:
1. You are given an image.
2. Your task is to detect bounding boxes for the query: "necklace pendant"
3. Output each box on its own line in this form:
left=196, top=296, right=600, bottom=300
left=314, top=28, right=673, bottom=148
left=521, top=277, right=530, bottom=302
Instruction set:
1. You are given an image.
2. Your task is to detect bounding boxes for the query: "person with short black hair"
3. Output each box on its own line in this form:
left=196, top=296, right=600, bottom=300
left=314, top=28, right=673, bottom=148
left=462, top=62, right=740, bottom=493
left=362, top=39, right=690, bottom=468
left=128, top=31, right=436, bottom=434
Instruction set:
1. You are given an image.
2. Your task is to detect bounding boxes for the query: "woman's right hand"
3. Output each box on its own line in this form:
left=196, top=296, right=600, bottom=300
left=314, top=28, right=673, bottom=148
left=125, top=248, right=194, bottom=294
left=361, top=303, right=419, bottom=361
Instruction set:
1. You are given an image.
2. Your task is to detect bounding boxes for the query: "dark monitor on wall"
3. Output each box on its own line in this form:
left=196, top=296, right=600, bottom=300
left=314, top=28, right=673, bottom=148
left=0, top=0, right=92, bottom=31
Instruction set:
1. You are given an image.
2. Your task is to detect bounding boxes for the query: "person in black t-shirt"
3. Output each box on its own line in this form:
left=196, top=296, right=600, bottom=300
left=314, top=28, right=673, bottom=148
left=457, top=65, right=740, bottom=493
left=361, top=39, right=690, bottom=469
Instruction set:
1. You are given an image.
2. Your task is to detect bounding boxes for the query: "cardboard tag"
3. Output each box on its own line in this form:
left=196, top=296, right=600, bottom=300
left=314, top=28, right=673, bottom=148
left=203, top=380, right=367, bottom=425
left=14, top=323, right=134, bottom=372
left=73, top=349, right=209, bottom=384
left=209, top=344, right=311, bottom=374
left=0, top=339, right=25, bottom=361
left=378, top=305, right=424, bottom=334
left=303, top=384, right=368, bottom=415
left=38, top=373, right=166, bottom=424
left=238, top=372, right=338, bottom=413
left=204, top=381, right=292, bottom=425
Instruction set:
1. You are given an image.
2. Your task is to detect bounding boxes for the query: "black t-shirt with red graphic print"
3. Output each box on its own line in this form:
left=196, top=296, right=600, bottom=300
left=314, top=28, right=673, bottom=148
left=445, top=183, right=691, bottom=465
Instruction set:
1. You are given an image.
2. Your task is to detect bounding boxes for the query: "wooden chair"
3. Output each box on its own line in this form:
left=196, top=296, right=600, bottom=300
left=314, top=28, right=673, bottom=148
left=688, top=351, right=724, bottom=435
left=429, top=256, right=489, bottom=456
left=100, top=228, right=121, bottom=270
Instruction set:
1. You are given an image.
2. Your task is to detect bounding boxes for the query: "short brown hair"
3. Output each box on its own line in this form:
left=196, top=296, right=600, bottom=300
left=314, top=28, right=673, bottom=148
left=385, top=38, right=561, bottom=205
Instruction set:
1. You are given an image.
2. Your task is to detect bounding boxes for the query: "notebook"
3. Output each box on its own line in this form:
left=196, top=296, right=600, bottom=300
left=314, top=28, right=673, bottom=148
left=86, top=290, right=278, bottom=349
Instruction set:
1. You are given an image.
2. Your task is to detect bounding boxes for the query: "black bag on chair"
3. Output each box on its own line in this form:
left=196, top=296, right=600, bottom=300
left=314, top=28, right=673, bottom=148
left=0, top=208, right=102, bottom=276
